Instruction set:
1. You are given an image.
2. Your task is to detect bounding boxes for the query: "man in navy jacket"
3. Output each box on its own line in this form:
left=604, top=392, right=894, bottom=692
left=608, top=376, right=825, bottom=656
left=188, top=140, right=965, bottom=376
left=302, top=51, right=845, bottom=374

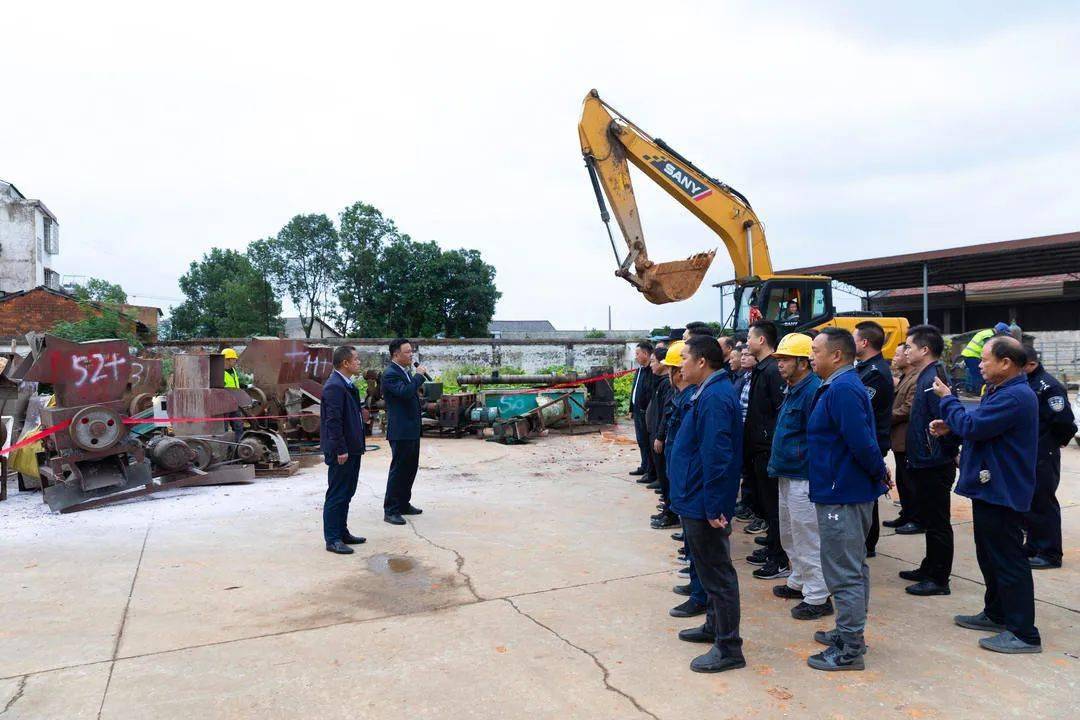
left=320, top=345, right=368, bottom=554
left=1021, top=345, right=1076, bottom=569
left=382, top=338, right=428, bottom=525
left=667, top=335, right=745, bottom=674
left=931, top=336, right=1043, bottom=654
left=901, top=325, right=959, bottom=597
left=806, top=328, right=890, bottom=671
left=854, top=321, right=895, bottom=556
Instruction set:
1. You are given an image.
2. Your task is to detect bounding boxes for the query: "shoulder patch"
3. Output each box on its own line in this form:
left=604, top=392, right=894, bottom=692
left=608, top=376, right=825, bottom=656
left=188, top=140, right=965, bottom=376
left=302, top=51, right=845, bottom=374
left=866, top=386, right=877, bottom=400
left=1049, top=396, right=1066, bottom=412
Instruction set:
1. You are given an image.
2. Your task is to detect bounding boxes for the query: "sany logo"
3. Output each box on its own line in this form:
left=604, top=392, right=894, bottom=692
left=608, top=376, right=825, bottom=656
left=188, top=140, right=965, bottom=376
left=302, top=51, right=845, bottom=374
left=649, top=159, right=712, bottom=201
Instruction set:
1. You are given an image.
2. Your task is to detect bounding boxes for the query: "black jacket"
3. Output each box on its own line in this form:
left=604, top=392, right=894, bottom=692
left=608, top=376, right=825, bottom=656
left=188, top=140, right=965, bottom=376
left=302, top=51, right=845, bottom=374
left=906, top=361, right=959, bottom=469
left=320, top=371, right=366, bottom=464
left=646, top=374, right=674, bottom=442
left=744, top=355, right=786, bottom=455
left=1027, top=364, right=1077, bottom=456
left=630, top=365, right=656, bottom=414
left=855, top=353, right=895, bottom=453
left=382, top=363, right=426, bottom=441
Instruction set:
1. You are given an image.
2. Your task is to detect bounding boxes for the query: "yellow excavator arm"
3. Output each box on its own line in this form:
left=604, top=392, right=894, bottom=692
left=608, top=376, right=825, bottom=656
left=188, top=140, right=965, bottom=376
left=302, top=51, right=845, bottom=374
left=578, top=89, right=773, bottom=303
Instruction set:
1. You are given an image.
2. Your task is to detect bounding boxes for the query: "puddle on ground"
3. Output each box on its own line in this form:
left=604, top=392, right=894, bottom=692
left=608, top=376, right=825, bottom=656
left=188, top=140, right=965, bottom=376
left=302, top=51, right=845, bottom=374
left=367, top=553, right=417, bottom=574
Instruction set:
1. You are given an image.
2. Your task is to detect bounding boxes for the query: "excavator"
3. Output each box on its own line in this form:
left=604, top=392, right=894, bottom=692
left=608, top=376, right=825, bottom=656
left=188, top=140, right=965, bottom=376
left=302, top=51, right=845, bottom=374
left=578, top=89, right=908, bottom=356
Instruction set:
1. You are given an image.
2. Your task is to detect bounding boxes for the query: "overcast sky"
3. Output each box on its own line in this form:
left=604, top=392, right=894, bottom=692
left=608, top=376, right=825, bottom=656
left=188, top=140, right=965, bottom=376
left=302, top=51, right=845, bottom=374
left=4, top=1, right=1079, bottom=331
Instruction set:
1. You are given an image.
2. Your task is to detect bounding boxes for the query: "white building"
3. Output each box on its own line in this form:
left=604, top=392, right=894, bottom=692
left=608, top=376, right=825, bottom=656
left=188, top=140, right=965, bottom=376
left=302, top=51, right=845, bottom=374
left=0, top=180, right=60, bottom=294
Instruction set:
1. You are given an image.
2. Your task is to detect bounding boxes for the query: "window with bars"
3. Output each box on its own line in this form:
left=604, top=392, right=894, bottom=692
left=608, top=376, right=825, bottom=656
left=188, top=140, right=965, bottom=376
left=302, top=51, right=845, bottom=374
left=43, top=217, right=59, bottom=254
left=44, top=268, right=61, bottom=290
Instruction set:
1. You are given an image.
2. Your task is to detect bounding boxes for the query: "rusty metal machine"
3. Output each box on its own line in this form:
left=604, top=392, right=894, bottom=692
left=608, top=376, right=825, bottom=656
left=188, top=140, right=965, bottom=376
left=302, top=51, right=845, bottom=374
left=22, top=335, right=154, bottom=511
left=239, top=338, right=333, bottom=440
left=166, top=352, right=292, bottom=471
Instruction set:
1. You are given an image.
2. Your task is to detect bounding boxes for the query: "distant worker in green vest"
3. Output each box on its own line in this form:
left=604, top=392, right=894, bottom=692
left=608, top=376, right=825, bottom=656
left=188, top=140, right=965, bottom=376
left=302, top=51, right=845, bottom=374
left=961, top=323, right=1010, bottom=394
left=222, top=348, right=245, bottom=442
left=223, top=348, right=242, bottom=388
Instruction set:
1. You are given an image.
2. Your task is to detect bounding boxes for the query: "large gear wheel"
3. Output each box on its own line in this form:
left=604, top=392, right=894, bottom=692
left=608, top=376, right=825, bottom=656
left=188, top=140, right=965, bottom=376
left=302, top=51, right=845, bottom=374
left=69, top=406, right=125, bottom=452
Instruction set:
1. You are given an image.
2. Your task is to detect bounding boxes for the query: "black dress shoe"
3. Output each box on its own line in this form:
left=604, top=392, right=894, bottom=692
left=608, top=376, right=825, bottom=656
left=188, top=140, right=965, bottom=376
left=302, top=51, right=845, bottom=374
left=905, top=580, right=951, bottom=596
left=384, top=513, right=406, bottom=525
left=1028, top=555, right=1061, bottom=569
left=894, top=522, right=925, bottom=535
left=629, top=467, right=646, bottom=476
left=402, top=505, right=423, bottom=515
left=670, top=599, right=707, bottom=618
left=898, top=569, right=928, bottom=582
left=673, top=583, right=692, bottom=596
left=341, top=532, right=367, bottom=545
left=645, top=480, right=661, bottom=490
left=881, top=517, right=906, bottom=529
left=636, top=476, right=653, bottom=484
left=678, top=625, right=716, bottom=644
left=326, top=540, right=354, bottom=554
left=754, top=535, right=769, bottom=546
left=671, top=532, right=684, bottom=542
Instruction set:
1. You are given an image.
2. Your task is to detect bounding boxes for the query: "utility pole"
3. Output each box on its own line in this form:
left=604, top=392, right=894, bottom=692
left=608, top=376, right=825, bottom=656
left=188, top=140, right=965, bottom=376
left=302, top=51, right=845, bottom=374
left=607, top=305, right=612, bottom=331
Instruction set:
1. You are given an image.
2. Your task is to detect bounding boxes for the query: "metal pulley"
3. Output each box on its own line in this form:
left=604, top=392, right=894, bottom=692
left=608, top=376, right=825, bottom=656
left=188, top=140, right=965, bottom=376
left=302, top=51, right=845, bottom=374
left=236, top=436, right=269, bottom=464
left=69, top=406, right=125, bottom=452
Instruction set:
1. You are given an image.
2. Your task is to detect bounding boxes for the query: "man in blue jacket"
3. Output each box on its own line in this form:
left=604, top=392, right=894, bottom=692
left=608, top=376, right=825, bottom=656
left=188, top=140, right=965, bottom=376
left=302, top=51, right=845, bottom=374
left=382, top=338, right=428, bottom=525
left=320, top=345, right=368, bottom=554
left=806, top=328, right=890, bottom=671
left=901, top=325, right=959, bottom=597
left=668, top=335, right=745, bottom=674
left=767, top=334, right=830, bottom=620
left=930, top=336, right=1043, bottom=654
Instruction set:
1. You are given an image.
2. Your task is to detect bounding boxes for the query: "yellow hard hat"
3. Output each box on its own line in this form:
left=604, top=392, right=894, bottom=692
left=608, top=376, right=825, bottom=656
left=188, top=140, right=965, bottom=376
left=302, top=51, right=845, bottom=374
left=222, top=348, right=239, bottom=360
left=662, top=340, right=686, bottom=367
left=773, top=333, right=812, bottom=358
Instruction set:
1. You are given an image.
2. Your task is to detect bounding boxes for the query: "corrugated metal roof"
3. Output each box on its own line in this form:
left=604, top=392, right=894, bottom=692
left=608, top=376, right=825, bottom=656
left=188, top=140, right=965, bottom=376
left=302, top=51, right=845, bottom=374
left=779, top=231, right=1080, bottom=291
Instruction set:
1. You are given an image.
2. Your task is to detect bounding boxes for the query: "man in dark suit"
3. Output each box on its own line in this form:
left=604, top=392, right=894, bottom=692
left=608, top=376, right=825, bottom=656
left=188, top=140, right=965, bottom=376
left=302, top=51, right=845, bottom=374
left=320, top=345, right=368, bottom=555
left=382, top=338, right=428, bottom=525
left=629, top=341, right=657, bottom=483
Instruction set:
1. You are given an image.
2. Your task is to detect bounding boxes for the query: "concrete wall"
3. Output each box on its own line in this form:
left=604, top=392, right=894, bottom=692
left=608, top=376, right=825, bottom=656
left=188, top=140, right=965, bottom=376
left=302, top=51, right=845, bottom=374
left=0, top=184, right=59, bottom=295
left=143, top=337, right=634, bottom=375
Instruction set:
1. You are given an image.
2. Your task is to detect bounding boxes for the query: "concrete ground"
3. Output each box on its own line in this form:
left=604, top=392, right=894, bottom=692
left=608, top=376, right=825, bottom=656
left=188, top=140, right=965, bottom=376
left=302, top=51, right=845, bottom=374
left=1, top=425, right=1077, bottom=719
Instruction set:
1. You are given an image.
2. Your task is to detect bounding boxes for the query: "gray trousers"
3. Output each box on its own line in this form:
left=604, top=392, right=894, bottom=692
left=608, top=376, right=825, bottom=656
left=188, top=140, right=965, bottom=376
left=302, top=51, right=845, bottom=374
left=816, top=501, right=874, bottom=654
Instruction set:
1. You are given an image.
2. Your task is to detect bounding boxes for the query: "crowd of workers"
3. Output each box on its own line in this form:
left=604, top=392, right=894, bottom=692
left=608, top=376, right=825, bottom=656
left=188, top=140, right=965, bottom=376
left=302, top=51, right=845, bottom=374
left=627, top=319, right=1074, bottom=673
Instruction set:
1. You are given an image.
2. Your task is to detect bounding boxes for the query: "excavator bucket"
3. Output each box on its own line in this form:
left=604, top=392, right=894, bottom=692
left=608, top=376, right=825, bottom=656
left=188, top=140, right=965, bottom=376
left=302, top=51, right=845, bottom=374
left=634, top=249, right=717, bottom=304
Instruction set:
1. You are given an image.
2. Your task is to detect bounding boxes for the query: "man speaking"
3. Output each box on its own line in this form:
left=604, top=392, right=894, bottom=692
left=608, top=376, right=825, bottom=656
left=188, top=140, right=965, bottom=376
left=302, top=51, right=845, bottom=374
left=382, top=338, right=427, bottom=525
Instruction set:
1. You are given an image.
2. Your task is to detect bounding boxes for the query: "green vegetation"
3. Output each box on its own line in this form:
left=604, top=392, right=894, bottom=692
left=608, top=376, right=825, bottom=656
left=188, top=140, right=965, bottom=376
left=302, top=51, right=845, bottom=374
left=50, top=306, right=142, bottom=348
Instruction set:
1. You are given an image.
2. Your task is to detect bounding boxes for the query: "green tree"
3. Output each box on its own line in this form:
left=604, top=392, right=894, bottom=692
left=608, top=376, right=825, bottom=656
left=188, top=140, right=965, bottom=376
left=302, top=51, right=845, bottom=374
left=333, top=201, right=501, bottom=338
left=334, top=202, right=402, bottom=336
left=249, top=214, right=340, bottom=338
left=72, top=278, right=127, bottom=304
left=168, top=248, right=283, bottom=339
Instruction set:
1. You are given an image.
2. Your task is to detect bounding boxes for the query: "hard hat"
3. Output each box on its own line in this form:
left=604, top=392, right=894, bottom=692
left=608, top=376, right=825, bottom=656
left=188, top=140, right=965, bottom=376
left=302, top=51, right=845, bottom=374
left=222, top=348, right=239, bottom=359
left=773, top=333, right=812, bottom=359
left=661, top=340, right=686, bottom=367
left=993, top=322, right=1010, bottom=335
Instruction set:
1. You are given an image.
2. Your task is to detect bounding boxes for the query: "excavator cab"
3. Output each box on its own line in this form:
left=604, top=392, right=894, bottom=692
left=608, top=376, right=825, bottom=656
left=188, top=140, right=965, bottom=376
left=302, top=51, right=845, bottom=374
left=733, top=277, right=834, bottom=336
